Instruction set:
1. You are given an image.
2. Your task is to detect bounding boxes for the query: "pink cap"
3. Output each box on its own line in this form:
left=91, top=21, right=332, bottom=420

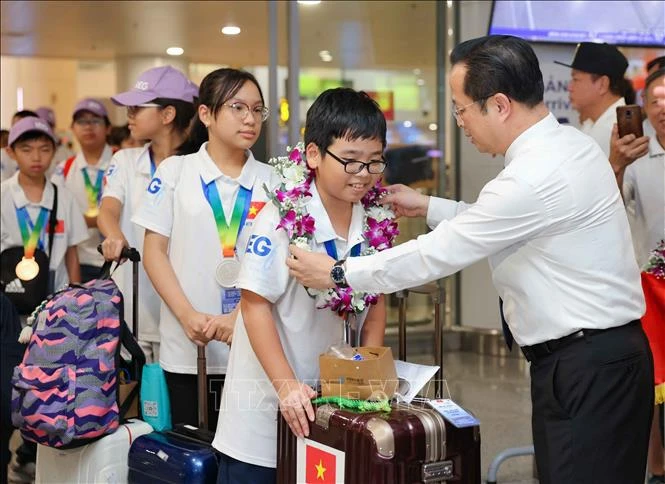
left=72, top=98, right=108, bottom=118
left=35, top=107, right=56, bottom=127
left=8, top=117, right=57, bottom=146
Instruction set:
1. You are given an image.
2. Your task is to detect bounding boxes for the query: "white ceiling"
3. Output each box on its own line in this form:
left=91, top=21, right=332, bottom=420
left=0, top=1, right=437, bottom=69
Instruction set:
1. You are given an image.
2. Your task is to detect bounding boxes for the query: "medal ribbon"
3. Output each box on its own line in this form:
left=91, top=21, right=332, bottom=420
left=81, top=168, right=104, bottom=211
left=200, top=177, right=253, bottom=258
left=15, top=206, right=49, bottom=258
left=149, top=148, right=156, bottom=178
left=324, top=240, right=361, bottom=260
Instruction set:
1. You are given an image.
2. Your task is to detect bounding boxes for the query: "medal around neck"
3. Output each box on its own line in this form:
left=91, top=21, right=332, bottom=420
left=85, top=206, right=100, bottom=218
left=216, top=258, right=241, bottom=288
left=16, top=257, right=40, bottom=281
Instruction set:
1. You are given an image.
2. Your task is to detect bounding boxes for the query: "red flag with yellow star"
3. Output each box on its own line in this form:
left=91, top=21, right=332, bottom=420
left=247, top=201, right=266, bottom=220
left=297, top=439, right=345, bottom=484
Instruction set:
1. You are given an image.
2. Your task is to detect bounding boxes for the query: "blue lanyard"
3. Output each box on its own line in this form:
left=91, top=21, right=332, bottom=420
left=148, top=148, right=156, bottom=178
left=15, top=205, right=48, bottom=252
left=323, top=240, right=361, bottom=260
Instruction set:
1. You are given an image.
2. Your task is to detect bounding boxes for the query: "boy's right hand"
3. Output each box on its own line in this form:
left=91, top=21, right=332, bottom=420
left=179, top=309, right=213, bottom=346
left=381, top=184, right=430, bottom=218
left=277, top=380, right=316, bottom=438
left=101, top=236, right=129, bottom=262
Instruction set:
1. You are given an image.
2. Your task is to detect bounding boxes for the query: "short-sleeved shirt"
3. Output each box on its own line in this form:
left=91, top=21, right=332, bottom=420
left=51, top=145, right=113, bottom=267
left=580, top=97, right=625, bottom=157
left=101, top=144, right=160, bottom=342
left=1, top=172, right=88, bottom=291
left=212, top=181, right=370, bottom=468
left=132, top=143, right=280, bottom=374
left=623, top=133, right=665, bottom=266
left=0, top=149, right=18, bottom=183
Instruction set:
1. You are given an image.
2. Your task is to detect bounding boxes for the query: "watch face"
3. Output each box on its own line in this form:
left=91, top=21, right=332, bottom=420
left=331, top=265, right=345, bottom=284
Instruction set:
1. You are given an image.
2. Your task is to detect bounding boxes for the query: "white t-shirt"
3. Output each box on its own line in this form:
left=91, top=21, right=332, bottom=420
left=580, top=97, right=625, bottom=157
left=132, top=143, right=280, bottom=374
left=0, top=149, right=18, bottom=183
left=623, top=133, right=665, bottom=267
left=212, top=181, right=370, bottom=468
left=101, top=144, right=160, bottom=342
left=51, top=145, right=113, bottom=268
left=1, top=173, right=88, bottom=291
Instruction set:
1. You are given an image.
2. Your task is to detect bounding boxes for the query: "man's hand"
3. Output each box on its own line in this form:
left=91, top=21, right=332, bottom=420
left=381, top=184, right=430, bottom=218
left=609, top=124, right=649, bottom=175
left=287, top=246, right=336, bottom=290
left=203, top=306, right=239, bottom=345
left=276, top=379, right=316, bottom=438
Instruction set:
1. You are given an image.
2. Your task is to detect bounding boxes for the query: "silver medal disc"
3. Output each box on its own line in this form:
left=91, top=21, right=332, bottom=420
left=215, top=258, right=241, bottom=287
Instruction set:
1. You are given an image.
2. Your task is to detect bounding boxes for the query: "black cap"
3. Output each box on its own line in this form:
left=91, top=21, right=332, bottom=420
left=555, top=42, right=628, bottom=81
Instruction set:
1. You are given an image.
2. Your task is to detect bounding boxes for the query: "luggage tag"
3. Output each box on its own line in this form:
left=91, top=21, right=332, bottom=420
left=427, top=399, right=480, bottom=428
left=221, top=288, right=241, bottom=314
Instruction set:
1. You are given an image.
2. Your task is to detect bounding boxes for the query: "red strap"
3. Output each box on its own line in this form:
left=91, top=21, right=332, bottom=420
left=62, top=156, right=76, bottom=179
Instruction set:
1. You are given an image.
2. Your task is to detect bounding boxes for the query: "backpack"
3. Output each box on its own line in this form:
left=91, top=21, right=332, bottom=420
left=10, top=263, right=144, bottom=448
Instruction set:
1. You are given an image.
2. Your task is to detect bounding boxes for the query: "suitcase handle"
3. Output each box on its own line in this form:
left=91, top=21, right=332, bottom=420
left=394, top=283, right=445, bottom=398
left=197, top=346, right=208, bottom=430
left=97, top=245, right=141, bottom=337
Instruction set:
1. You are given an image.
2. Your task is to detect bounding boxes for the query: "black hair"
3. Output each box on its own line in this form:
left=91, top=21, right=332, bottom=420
left=450, top=35, right=544, bottom=110
left=590, top=74, right=635, bottom=104
left=10, top=131, right=56, bottom=150
left=304, top=88, right=387, bottom=152
left=647, top=56, right=665, bottom=73
left=177, top=68, right=264, bottom=155
left=73, top=110, right=111, bottom=127
left=645, top=67, right=665, bottom=94
left=12, top=110, right=39, bottom=122
left=108, top=124, right=132, bottom=147
left=152, top=98, right=197, bottom=135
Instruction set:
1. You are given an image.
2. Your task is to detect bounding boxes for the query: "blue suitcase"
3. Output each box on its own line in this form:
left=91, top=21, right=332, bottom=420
left=128, top=346, right=219, bottom=483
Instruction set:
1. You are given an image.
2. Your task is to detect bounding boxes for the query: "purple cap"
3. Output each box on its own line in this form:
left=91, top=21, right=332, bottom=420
left=111, top=66, right=199, bottom=106
left=8, top=116, right=57, bottom=146
left=35, top=107, right=56, bottom=127
left=72, top=98, right=108, bottom=119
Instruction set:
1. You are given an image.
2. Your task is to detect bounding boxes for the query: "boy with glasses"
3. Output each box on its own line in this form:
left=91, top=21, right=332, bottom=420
left=52, top=98, right=113, bottom=282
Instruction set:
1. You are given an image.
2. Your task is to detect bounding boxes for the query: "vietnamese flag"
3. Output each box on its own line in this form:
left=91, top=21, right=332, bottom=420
left=47, top=220, right=65, bottom=234
left=305, top=444, right=336, bottom=483
left=247, top=201, right=266, bottom=220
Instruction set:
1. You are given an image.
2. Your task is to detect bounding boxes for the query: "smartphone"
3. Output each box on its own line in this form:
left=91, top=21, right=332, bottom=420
left=616, top=105, right=644, bottom=138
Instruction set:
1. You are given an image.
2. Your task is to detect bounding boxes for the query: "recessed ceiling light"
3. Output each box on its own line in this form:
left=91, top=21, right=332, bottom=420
left=298, top=0, right=321, bottom=4
left=416, top=78, right=425, bottom=86
left=429, top=123, right=438, bottom=131
left=221, top=25, right=241, bottom=36
left=319, top=50, right=330, bottom=56
left=403, top=121, right=413, bottom=128
left=321, top=55, right=333, bottom=62
left=166, top=47, right=184, bottom=56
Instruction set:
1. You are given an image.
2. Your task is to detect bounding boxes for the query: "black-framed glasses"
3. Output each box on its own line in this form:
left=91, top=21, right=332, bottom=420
left=325, top=149, right=387, bottom=174
left=224, top=102, right=269, bottom=122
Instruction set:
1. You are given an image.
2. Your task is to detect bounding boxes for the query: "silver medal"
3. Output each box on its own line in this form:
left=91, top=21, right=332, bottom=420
left=215, top=258, right=241, bottom=287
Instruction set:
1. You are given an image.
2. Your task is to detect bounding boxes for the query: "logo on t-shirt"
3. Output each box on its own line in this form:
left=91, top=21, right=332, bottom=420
left=246, top=235, right=272, bottom=256
left=105, top=164, right=117, bottom=178
left=147, top=177, right=162, bottom=194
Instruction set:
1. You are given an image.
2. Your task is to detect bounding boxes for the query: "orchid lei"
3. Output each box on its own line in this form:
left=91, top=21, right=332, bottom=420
left=264, top=142, right=399, bottom=319
left=643, top=239, right=665, bottom=278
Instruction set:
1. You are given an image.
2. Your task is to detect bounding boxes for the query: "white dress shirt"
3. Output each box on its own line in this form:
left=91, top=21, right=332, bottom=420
left=623, top=132, right=665, bottom=267
left=580, top=97, right=625, bottom=157
left=347, top=113, right=645, bottom=346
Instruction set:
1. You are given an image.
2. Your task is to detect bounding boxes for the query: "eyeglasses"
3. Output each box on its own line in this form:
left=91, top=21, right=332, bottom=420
left=325, top=149, right=387, bottom=174
left=74, top=118, right=106, bottom=127
left=224, top=102, right=269, bottom=122
left=126, top=103, right=162, bottom=116
left=451, top=96, right=491, bottom=120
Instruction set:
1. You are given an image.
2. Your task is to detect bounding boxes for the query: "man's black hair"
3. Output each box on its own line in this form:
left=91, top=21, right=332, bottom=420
left=12, top=110, right=39, bottom=122
left=304, top=88, right=386, bottom=152
left=450, top=35, right=544, bottom=111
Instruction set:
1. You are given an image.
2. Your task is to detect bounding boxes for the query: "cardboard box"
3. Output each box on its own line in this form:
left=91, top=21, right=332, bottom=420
left=319, top=346, right=398, bottom=400
left=118, top=380, right=139, bottom=419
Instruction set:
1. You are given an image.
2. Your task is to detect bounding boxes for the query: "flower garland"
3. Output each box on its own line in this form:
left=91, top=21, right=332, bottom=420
left=643, top=239, right=665, bottom=278
left=264, top=142, right=399, bottom=319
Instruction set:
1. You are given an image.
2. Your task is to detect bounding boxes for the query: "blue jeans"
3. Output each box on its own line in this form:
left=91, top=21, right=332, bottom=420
left=217, top=453, right=276, bottom=484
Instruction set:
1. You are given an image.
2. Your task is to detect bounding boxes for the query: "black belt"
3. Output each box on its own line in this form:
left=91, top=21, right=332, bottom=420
left=520, top=320, right=640, bottom=362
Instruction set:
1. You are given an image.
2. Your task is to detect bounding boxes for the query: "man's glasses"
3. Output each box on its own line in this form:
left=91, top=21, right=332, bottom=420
left=74, top=118, right=106, bottom=127
left=451, top=95, right=492, bottom=120
left=126, top=103, right=162, bottom=117
left=224, top=102, right=269, bottom=122
left=325, top=149, right=387, bottom=174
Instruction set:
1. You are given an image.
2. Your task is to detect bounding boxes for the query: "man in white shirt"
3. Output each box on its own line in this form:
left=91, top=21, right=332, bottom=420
left=288, top=35, right=652, bottom=484
left=556, top=42, right=644, bottom=157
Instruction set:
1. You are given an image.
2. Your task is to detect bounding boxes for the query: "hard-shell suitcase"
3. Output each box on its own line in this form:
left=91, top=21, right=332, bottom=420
left=276, top=283, right=481, bottom=483
left=34, top=247, right=151, bottom=483
left=128, top=346, right=219, bottom=484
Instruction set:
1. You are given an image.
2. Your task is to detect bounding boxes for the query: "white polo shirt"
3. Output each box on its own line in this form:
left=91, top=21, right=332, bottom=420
left=1, top=173, right=88, bottom=291
left=101, top=144, right=160, bottom=342
left=213, top=181, right=370, bottom=468
left=623, top=133, right=665, bottom=266
left=347, top=113, right=644, bottom=346
left=132, top=143, right=280, bottom=374
left=51, top=145, right=113, bottom=268
left=1, top=149, right=18, bottom=182
left=580, top=97, right=625, bottom=157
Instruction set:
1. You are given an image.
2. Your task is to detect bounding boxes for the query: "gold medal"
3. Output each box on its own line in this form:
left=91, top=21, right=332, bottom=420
left=15, top=257, right=40, bottom=281
left=215, top=258, right=241, bottom=288
left=85, top=206, right=99, bottom=218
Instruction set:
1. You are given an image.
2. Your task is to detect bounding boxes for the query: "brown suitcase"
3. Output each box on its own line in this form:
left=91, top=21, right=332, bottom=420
left=276, top=283, right=481, bottom=483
